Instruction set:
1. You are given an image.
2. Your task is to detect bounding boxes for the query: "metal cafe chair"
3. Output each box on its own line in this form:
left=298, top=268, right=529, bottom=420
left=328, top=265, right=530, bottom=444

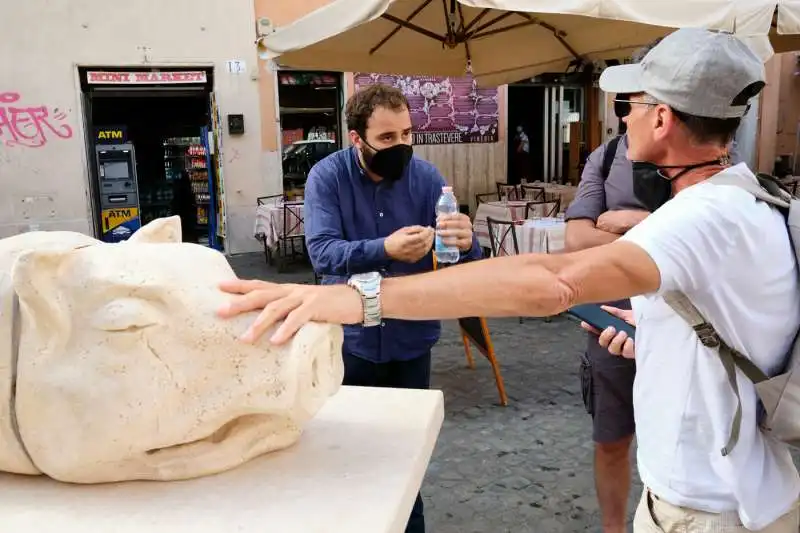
left=496, top=181, right=521, bottom=201
left=256, top=193, right=284, bottom=206
left=520, top=184, right=546, bottom=201
left=486, top=216, right=521, bottom=258
left=277, top=201, right=307, bottom=273
left=524, top=198, right=561, bottom=219
left=475, top=192, right=500, bottom=206
left=256, top=194, right=285, bottom=265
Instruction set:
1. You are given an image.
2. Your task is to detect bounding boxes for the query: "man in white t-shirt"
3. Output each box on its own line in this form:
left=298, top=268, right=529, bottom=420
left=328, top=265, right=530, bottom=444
left=577, top=31, right=800, bottom=531
left=218, top=29, right=800, bottom=532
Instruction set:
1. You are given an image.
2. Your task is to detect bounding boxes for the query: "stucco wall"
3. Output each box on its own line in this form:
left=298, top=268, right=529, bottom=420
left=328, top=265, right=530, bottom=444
left=254, top=0, right=335, bottom=203
left=758, top=55, right=783, bottom=173
left=1, top=0, right=264, bottom=254
left=774, top=53, right=800, bottom=160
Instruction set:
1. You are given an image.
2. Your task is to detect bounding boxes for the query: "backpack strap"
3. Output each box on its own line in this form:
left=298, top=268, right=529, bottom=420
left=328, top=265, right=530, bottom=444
left=708, top=172, right=792, bottom=209
left=601, top=136, right=621, bottom=180
left=663, top=291, right=769, bottom=457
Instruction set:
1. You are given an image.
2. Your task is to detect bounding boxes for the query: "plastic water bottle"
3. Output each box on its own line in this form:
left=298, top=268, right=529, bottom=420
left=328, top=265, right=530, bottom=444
left=435, top=186, right=460, bottom=264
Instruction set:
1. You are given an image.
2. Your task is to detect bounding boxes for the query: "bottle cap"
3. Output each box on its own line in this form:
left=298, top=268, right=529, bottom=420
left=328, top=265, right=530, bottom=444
left=442, top=186, right=453, bottom=193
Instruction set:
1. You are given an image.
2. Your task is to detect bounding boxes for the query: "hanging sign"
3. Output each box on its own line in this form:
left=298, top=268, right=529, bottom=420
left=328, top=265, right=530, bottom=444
left=87, top=71, right=207, bottom=85
left=354, top=72, right=499, bottom=145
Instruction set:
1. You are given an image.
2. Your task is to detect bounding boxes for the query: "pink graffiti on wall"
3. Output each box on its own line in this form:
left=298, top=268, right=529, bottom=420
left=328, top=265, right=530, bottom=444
left=0, top=92, right=74, bottom=148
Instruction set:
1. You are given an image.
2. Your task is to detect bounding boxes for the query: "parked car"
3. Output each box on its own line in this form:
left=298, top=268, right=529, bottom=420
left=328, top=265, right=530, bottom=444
left=282, top=139, right=338, bottom=190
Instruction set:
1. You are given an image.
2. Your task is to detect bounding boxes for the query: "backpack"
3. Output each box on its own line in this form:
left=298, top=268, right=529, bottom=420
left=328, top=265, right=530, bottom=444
left=663, top=171, right=800, bottom=456
left=601, top=135, right=622, bottom=180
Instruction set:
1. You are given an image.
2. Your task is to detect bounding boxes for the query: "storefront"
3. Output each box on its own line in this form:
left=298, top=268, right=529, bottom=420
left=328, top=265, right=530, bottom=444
left=276, top=70, right=343, bottom=199
left=80, top=67, right=226, bottom=249
left=1, top=0, right=263, bottom=255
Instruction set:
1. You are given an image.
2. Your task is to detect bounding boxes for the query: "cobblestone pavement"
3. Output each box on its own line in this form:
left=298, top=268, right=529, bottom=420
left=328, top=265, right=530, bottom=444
left=228, top=253, right=797, bottom=533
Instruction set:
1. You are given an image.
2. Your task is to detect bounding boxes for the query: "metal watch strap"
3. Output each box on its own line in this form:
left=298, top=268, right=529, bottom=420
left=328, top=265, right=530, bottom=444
left=347, top=274, right=382, bottom=327
left=361, top=292, right=381, bottom=327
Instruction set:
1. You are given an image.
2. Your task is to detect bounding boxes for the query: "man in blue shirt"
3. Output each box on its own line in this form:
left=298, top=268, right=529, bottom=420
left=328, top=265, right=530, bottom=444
left=303, top=84, right=481, bottom=533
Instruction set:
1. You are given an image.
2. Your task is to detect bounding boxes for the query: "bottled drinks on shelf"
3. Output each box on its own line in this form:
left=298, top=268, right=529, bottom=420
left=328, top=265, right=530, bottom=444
left=434, top=186, right=460, bottom=264
left=187, top=144, right=207, bottom=157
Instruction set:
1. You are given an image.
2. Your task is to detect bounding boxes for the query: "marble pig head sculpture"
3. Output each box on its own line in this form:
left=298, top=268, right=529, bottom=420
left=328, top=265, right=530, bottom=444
left=0, top=217, right=343, bottom=484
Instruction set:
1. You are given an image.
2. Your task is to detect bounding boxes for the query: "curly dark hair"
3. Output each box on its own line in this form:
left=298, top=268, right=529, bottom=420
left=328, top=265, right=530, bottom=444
left=345, top=84, right=409, bottom=137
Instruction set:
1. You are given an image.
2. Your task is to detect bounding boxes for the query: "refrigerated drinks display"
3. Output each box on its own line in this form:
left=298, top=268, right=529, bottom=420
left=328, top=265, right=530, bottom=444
left=139, top=136, right=210, bottom=245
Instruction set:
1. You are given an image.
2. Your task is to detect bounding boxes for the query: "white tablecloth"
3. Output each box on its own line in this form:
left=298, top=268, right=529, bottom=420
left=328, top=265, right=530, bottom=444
left=254, top=202, right=305, bottom=249
left=474, top=201, right=529, bottom=249
left=517, top=218, right=566, bottom=254
left=482, top=217, right=565, bottom=256
left=474, top=201, right=561, bottom=250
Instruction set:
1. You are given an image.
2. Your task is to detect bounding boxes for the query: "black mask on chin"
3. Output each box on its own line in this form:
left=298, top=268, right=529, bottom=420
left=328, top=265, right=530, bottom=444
left=632, top=159, right=723, bottom=212
left=360, top=140, right=413, bottom=182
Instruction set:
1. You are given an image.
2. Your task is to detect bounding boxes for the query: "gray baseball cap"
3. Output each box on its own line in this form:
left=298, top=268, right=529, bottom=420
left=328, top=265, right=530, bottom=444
left=599, top=28, right=765, bottom=119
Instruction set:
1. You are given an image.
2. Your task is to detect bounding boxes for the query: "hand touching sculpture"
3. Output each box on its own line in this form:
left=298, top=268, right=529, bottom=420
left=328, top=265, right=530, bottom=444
left=0, top=217, right=343, bottom=484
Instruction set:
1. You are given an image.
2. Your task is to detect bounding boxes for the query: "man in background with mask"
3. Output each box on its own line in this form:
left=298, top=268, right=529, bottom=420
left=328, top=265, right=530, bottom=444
left=302, top=83, right=481, bottom=533
left=513, top=124, right=530, bottom=184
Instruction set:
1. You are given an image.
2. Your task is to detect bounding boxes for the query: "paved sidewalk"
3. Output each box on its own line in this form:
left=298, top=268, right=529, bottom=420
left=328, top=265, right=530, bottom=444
left=227, top=253, right=797, bottom=533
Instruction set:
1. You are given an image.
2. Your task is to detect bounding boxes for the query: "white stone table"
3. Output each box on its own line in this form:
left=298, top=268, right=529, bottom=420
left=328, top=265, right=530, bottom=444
left=0, top=386, right=445, bottom=533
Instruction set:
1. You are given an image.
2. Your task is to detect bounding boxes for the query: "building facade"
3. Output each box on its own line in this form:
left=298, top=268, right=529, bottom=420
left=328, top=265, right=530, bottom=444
left=2, top=0, right=264, bottom=254
left=3, top=1, right=796, bottom=257
left=255, top=0, right=510, bottom=214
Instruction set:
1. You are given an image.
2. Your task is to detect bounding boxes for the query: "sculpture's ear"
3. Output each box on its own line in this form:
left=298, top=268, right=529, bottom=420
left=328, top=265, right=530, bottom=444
left=11, top=249, right=71, bottom=349
left=128, top=216, right=182, bottom=244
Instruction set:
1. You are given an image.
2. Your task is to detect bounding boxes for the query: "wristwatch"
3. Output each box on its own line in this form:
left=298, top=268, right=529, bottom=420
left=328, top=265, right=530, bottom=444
left=347, top=272, right=383, bottom=327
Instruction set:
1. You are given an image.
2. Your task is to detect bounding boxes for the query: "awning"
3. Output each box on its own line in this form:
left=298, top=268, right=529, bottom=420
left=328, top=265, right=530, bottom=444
left=258, top=0, right=780, bottom=87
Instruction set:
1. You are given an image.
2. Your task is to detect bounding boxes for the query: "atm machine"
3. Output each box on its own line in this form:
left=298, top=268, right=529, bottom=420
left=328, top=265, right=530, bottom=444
left=95, top=143, right=141, bottom=243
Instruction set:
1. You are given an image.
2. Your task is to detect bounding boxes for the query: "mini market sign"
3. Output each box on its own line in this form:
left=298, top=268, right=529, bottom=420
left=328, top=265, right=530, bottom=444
left=87, top=71, right=207, bottom=84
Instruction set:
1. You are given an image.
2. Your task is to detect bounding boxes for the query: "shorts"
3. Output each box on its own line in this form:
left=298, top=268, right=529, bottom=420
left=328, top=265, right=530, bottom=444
left=580, top=331, right=637, bottom=443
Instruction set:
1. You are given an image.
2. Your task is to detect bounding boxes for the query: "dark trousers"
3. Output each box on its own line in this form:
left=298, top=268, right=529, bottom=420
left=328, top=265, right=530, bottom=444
left=343, top=351, right=431, bottom=533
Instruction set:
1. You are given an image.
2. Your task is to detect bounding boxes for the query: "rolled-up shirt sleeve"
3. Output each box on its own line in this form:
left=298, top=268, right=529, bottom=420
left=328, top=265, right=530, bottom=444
left=564, top=144, right=607, bottom=223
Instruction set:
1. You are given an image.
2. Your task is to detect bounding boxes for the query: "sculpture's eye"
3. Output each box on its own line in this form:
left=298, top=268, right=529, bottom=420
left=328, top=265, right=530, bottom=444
left=90, top=298, right=160, bottom=333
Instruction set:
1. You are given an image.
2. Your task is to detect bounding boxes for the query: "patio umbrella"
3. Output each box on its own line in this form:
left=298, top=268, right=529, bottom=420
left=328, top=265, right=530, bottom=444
left=769, top=0, right=800, bottom=52
left=257, top=0, right=779, bottom=87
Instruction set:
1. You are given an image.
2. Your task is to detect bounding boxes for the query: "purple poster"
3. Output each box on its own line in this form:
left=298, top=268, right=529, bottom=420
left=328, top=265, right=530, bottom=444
left=353, top=73, right=499, bottom=145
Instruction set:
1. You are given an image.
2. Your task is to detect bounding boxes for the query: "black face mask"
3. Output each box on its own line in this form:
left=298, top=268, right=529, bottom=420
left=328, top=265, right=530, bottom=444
left=632, top=159, right=723, bottom=212
left=361, top=140, right=413, bottom=182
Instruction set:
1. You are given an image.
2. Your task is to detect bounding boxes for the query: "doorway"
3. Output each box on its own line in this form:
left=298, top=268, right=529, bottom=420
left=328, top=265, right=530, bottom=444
left=507, top=82, right=586, bottom=184
left=277, top=71, right=343, bottom=199
left=507, top=85, right=544, bottom=184
left=80, top=67, right=223, bottom=249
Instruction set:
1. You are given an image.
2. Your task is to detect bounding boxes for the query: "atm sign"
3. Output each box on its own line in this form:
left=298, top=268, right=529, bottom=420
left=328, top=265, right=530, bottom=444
left=97, top=130, right=124, bottom=140
left=94, top=126, right=128, bottom=144
left=102, top=208, right=139, bottom=233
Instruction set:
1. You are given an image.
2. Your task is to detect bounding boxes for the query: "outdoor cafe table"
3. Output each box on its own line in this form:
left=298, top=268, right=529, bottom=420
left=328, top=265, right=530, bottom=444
left=254, top=201, right=305, bottom=249
left=474, top=200, right=562, bottom=250
left=474, top=200, right=528, bottom=249
left=515, top=217, right=566, bottom=254
left=483, top=217, right=566, bottom=256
